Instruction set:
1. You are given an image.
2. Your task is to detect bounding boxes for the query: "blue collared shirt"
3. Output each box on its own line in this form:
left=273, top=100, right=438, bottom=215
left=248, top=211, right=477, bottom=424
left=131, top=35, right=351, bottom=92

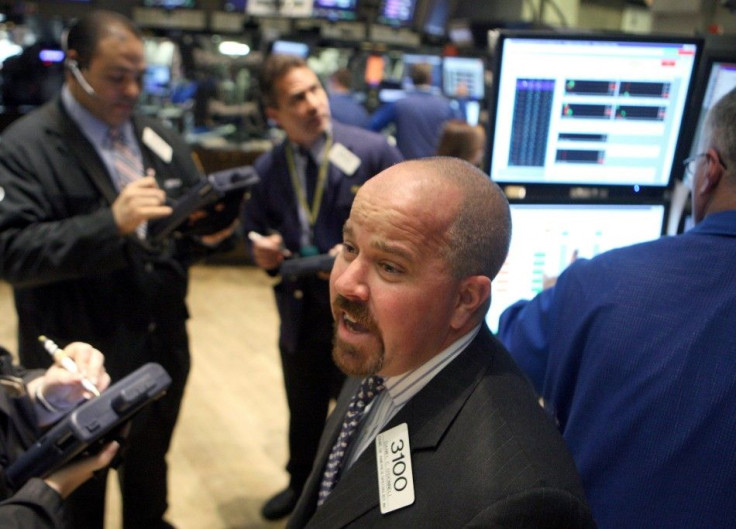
left=61, top=85, right=142, bottom=182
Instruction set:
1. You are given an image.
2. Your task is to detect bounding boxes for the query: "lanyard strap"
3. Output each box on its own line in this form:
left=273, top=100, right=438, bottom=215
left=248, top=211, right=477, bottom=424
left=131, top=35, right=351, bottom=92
left=286, top=136, right=333, bottom=227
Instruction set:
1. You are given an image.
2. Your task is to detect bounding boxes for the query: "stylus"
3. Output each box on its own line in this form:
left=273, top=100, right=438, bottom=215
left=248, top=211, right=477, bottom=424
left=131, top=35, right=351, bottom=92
left=38, top=335, right=101, bottom=397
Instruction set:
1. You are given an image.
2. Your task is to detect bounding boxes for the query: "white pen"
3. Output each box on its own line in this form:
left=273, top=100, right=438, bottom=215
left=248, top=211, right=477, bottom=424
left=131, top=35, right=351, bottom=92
left=38, top=335, right=101, bottom=397
left=248, top=231, right=291, bottom=256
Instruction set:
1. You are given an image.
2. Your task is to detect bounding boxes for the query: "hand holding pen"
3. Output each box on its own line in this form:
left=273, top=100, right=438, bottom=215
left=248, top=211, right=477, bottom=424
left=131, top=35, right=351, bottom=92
left=248, top=231, right=292, bottom=270
left=38, top=336, right=106, bottom=398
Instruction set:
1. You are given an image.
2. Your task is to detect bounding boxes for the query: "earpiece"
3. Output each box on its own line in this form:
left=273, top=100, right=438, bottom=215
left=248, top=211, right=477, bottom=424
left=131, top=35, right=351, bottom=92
left=67, top=59, right=97, bottom=98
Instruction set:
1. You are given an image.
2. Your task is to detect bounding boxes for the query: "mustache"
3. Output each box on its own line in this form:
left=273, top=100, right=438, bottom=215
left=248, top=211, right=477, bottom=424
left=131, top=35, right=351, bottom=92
left=333, top=295, right=376, bottom=329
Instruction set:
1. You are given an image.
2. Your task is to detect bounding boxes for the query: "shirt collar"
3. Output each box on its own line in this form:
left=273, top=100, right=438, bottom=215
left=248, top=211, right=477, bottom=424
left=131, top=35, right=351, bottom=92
left=61, top=84, right=136, bottom=149
left=690, top=210, right=736, bottom=237
left=382, top=324, right=482, bottom=407
left=289, top=128, right=331, bottom=161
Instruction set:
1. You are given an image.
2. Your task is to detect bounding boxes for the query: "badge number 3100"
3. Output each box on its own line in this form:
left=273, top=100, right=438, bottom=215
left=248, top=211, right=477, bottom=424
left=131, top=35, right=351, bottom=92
left=376, top=423, right=415, bottom=514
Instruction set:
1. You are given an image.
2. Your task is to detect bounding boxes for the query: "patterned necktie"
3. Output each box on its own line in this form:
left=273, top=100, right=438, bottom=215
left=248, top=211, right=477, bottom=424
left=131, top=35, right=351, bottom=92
left=317, top=375, right=385, bottom=506
left=108, top=127, right=146, bottom=238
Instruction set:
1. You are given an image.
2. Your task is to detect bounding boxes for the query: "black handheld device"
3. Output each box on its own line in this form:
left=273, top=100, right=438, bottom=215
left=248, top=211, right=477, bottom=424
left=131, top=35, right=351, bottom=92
left=279, top=254, right=336, bottom=278
left=147, top=165, right=260, bottom=243
left=6, top=362, right=172, bottom=489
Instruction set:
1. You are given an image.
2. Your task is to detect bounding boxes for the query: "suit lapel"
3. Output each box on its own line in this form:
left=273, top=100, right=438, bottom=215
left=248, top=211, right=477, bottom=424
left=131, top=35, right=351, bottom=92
left=49, top=99, right=119, bottom=204
left=305, top=327, right=496, bottom=528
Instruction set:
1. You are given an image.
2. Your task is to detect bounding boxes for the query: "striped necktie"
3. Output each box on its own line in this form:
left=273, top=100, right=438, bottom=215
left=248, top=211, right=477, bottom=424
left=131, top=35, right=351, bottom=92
left=317, top=375, right=385, bottom=506
left=108, top=127, right=146, bottom=238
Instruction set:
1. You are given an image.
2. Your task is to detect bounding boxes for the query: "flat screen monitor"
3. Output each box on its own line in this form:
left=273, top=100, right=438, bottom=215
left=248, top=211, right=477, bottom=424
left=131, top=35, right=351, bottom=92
left=246, top=0, right=312, bottom=16
left=448, top=19, right=474, bottom=48
left=143, top=0, right=196, bottom=7
left=143, top=64, right=171, bottom=97
left=312, top=0, right=359, bottom=21
left=401, top=53, right=442, bottom=92
left=364, top=55, right=385, bottom=87
left=223, top=0, right=246, bottom=11
left=487, top=32, right=701, bottom=190
left=271, top=40, right=310, bottom=58
left=419, top=0, right=450, bottom=37
left=443, top=56, right=484, bottom=100
left=486, top=202, right=666, bottom=333
left=376, top=0, right=417, bottom=28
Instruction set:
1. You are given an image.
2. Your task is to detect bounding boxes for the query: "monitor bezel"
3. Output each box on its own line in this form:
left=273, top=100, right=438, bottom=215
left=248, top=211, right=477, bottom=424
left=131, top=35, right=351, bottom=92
left=485, top=30, right=703, bottom=200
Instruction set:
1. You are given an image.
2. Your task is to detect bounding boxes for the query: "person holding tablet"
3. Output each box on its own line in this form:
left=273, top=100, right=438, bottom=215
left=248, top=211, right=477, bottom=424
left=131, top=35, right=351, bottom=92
left=0, top=341, right=116, bottom=528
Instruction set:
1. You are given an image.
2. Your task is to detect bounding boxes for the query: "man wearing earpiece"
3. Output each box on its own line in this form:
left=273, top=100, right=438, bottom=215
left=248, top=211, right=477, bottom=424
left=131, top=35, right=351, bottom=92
left=0, top=10, right=233, bottom=529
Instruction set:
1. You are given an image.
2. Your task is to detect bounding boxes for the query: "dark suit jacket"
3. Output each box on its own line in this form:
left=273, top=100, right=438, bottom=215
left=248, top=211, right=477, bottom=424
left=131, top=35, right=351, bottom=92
left=287, top=326, right=596, bottom=528
left=0, top=96, right=204, bottom=378
left=243, top=122, right=402, bottom=353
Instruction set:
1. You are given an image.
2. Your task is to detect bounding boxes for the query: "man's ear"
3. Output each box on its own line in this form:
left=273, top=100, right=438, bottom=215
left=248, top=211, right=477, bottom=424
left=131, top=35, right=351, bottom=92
left=700, top=147, right=725, bottom=193
left=450, top=275, right=491, bottom=330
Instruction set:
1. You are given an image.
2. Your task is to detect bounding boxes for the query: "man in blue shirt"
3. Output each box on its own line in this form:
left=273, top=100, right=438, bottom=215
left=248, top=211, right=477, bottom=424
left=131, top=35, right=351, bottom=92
left=370, top=62, right=462, bottom=159
left=327, top=68, right=370, bottom=129
left=497, top=87, right=736, bottom=529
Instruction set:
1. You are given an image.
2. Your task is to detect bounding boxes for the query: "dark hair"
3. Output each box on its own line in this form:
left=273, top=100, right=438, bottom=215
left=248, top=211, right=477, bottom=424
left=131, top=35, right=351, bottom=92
left=436, top=120, right=486, bottom=163
left=64, top=10, right=142, bottom=69
left=259, top=53, right=308, bottom=109
left=331, top=67, right=352, bottom=90
left=409, top=63, right=432, bottom=86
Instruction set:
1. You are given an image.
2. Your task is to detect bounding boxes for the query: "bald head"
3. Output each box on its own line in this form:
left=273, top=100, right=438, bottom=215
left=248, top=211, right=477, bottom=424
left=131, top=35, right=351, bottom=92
left=355, top=157, right=511, bottom=281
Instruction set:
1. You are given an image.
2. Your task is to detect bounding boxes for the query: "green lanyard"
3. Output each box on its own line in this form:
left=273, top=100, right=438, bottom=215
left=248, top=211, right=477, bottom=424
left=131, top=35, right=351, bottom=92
left=285, top=136, right=333, bottom=227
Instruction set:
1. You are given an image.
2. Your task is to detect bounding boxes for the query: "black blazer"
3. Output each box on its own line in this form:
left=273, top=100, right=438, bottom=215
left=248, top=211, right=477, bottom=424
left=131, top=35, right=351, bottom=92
left=0, top=97, right=204, bottom=377
left=288, top=326, right=596, bottom=528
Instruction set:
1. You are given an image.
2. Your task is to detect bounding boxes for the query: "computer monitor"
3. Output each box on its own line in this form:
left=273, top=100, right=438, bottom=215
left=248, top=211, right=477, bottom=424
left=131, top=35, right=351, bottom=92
left=487, top=31, right=701, bottom=192
left=222, top=0, right=246, bottom=11
left=312, top=0, right=359, bottom=21
left=417, top=0, right=451, bottom=38
left=364, top=54, right=386, bottom=87
left=401, top=53, right=442, bottom=92
left=443, top=56, right=484, bottom=100
left=271, top=40, right=310, bottom=58
left=376, top=0, right=418, bottom=28
left=143, top=64, right=171, bottom=97
left=486, top=202, right=666, bottom=333
left=142, top=0, right=196, bottom=7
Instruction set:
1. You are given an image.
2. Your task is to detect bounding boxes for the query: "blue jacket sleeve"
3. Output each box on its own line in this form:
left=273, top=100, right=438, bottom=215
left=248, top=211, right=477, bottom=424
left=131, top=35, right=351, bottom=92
left=497, top=287, right=556, bottom=392
left=369, top=103, right=396, bottom=132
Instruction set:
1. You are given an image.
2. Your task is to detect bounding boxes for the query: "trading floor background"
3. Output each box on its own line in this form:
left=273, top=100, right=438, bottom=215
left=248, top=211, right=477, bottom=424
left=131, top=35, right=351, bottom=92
left=1, top=265, right=291, bottom=529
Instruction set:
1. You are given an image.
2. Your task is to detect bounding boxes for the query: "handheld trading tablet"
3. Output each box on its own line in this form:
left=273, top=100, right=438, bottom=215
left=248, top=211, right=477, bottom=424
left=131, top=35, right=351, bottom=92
left=280, top=254, right=336, bottom=279
left=147, top=165, right=260, bottom=243
left=6, top=362, right=171, bottom=489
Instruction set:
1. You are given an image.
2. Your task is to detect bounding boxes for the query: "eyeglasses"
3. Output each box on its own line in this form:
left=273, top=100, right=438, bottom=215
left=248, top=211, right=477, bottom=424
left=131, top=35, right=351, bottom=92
left=682, top=153, right=708, bottom=177
left=682, top=151, right=728, bottom=188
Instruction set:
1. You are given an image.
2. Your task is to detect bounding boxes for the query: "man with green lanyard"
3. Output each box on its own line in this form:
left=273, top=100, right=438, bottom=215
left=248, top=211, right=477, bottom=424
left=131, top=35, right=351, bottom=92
left=243, top=54, right=402, bottom=521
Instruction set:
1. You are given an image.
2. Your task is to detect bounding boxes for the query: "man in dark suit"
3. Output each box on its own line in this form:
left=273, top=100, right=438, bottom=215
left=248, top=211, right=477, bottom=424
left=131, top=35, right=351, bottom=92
left=243, top=54, right=402, bottom=520
left=287, top=157, right=595, bottom=528
left=0, top=11, right=234, bottom=529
